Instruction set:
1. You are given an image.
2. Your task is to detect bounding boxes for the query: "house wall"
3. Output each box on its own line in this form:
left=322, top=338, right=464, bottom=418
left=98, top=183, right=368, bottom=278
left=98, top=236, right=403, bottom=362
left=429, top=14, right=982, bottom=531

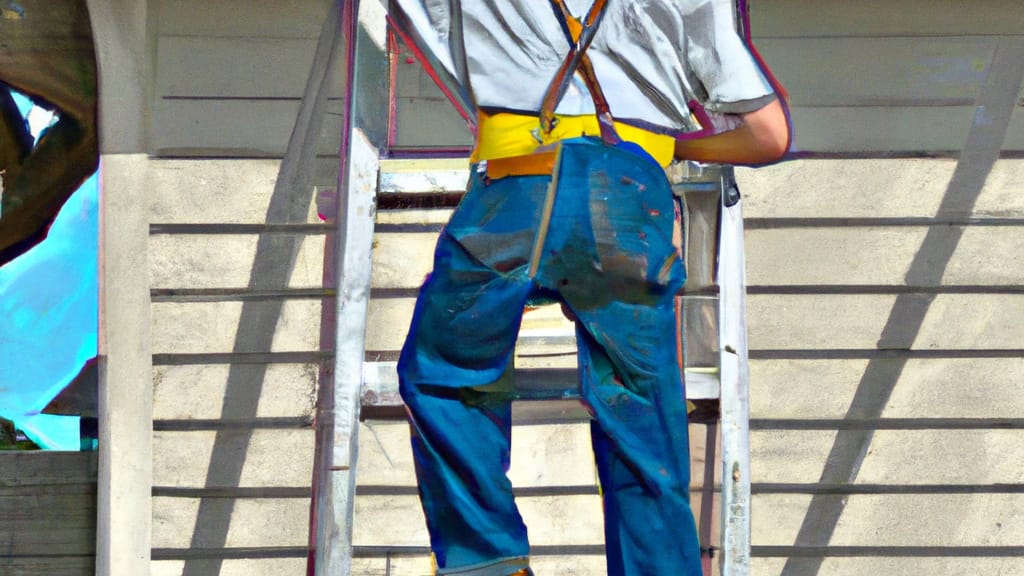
left=737, top=157, right=1024, bottom=575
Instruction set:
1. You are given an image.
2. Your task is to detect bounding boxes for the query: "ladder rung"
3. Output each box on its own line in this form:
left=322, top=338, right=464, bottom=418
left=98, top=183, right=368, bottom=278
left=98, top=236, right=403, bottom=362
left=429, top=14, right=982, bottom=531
left=379, top=159, right=470, bottom=195
left=361, top=361, right=720, bottom=408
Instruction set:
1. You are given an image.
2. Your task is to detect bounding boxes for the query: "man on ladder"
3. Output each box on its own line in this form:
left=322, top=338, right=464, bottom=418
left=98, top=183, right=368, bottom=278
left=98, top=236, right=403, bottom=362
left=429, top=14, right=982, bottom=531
left=393, top=1, right=789, bottom=574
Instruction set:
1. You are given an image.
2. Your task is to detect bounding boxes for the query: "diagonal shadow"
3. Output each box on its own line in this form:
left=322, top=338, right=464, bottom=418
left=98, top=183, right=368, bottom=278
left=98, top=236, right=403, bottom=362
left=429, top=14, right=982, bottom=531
left=780, top=38, right=1024, bottom=576
left=180, top=4, right=343, bottom=574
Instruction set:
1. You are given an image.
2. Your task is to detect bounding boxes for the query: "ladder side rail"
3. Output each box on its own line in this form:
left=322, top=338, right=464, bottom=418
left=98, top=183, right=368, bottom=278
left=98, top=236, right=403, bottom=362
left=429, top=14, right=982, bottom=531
left=314, top=0, right=388, bottom=573
left=717, top=167, right=752, bottom=576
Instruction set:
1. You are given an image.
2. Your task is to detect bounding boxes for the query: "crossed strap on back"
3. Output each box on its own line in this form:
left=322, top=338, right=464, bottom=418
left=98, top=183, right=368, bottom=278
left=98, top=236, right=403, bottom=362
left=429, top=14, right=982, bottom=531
left=537, top=0, right=622, bottom=145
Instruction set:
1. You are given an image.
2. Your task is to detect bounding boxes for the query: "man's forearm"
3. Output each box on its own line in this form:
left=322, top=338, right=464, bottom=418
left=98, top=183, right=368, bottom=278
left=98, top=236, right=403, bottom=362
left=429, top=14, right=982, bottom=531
left=674, top=99, right=790, bottom=166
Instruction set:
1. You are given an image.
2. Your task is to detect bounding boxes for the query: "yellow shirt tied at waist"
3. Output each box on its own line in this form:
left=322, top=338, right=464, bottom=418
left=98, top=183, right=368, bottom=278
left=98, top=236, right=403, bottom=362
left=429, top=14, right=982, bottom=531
left=473, top=111, right=676, bottom=179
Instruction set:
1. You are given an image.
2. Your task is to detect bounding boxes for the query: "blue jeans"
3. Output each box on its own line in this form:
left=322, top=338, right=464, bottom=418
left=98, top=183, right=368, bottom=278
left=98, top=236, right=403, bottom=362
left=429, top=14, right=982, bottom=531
left=398, top=139, right=702, bottom=575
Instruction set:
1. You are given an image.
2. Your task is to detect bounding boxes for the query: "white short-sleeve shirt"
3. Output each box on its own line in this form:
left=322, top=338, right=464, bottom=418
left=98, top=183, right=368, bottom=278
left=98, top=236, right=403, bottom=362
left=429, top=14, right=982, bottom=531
left=390, top=0, right=776, bottom=134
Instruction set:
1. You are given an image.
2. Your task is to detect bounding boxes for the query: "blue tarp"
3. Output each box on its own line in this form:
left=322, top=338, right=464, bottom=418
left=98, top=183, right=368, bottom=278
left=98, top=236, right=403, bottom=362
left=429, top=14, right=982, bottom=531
left=0, top=93, right=97, bottom=450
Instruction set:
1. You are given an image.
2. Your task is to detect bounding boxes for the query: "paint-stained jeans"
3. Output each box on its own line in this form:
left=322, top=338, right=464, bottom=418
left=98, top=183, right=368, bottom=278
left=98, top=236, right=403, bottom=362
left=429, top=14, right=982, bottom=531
left=398, top=138, right=702, bottom=576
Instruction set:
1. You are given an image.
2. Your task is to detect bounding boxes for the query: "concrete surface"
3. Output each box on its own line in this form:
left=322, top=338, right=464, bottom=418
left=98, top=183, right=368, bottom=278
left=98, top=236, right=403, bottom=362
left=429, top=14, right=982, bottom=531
left=96, top=155, right=154, bottom=576
left=142, top=155, right=1024, bottom=575
left=152, top=429, right=314, bottom=488
left=152, top=363, right=318, bottom=420
left=149, top=234, right=328, bottom=289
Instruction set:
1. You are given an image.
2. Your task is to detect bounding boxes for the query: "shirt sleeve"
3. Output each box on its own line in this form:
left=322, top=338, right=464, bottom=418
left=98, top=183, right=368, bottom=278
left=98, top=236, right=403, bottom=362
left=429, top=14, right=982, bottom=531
left=683, top=0, right=776, bottom=114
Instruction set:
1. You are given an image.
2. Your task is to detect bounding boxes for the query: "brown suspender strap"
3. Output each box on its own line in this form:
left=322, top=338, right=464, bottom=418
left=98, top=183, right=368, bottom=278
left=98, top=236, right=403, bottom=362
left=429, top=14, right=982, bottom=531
left=538, top=0, right=621, bottom=145
left=488, top=0, right=626, bottom=179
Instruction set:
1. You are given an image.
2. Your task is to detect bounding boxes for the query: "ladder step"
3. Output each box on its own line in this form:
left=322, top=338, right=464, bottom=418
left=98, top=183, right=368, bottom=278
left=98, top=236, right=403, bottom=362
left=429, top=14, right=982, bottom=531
left=361, top=362, right=719, bottom=406
left=378, top=159, right=470, bottom=195
left=361, top=312, right=720, bottom=415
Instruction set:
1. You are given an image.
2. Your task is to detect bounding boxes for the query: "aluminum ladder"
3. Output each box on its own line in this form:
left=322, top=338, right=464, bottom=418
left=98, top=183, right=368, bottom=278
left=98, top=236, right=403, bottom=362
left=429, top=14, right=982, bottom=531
left=300, top=2, right=753, bottom=574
